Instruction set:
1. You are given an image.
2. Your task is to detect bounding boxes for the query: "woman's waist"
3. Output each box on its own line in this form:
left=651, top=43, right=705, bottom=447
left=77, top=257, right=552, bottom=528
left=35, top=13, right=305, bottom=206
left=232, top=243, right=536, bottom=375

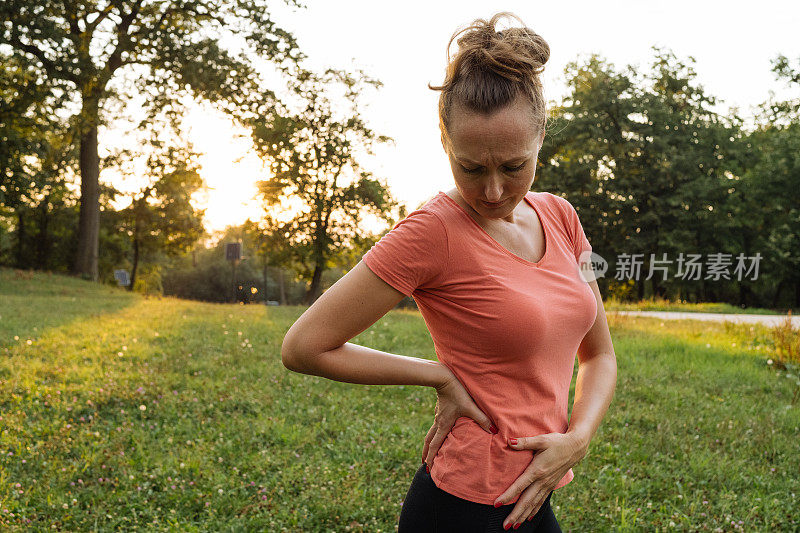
left=430, top=422, right=575, bottom=504
left=449, top=414, right=567, bottom=442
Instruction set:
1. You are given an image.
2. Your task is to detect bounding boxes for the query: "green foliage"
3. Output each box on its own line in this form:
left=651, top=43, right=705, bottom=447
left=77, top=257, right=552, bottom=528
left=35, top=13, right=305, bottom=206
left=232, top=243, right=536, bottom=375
left=131, top=263, right=163, bottom=296
left=115, top=141, right=207, bottom=290
left=769, top=314, right=800, bottom=365
left=768, top=54, right=800, bottom=119
left=247, top=63, right=402, bottom=303
left=0, top=0, right=306, bottom=279
left=538, top=47, right=799, bottom=308
left=160, top=224, right=312, bottom=304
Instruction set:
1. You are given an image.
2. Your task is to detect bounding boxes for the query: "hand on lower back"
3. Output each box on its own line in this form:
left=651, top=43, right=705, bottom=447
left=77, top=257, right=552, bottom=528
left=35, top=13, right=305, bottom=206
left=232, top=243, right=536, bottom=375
left=421, top=365, right=498, bottom=471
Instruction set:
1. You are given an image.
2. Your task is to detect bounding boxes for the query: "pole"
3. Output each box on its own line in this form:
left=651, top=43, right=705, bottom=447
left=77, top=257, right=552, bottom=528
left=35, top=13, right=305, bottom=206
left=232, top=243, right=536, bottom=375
left=232, top=259, right=238, bottom=303
left=264, top=255, right=269, bottom=305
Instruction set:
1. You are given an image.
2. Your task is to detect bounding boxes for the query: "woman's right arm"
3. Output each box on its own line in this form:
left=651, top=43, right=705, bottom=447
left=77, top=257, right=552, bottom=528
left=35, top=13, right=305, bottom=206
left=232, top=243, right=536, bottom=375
left=281, top=260, right=450, bottom=389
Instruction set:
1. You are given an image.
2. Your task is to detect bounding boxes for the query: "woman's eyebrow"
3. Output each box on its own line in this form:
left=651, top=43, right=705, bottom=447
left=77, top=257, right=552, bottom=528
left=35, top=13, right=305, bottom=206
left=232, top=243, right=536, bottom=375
left=455, top=154, right=531, bottom=165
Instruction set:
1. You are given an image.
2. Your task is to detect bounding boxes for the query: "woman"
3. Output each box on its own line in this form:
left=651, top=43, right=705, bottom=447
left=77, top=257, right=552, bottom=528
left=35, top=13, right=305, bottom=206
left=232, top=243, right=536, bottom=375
left=281, top=12, right=617, bottom=532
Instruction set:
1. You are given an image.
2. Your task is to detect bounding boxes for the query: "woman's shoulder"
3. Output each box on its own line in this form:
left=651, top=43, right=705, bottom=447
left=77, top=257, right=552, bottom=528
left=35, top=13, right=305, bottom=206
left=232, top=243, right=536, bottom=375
left=530, top=191, right=578, bottom=222
left=379, top=193, right=451, bottom=244
left=406, top=191, right=457, bottom=225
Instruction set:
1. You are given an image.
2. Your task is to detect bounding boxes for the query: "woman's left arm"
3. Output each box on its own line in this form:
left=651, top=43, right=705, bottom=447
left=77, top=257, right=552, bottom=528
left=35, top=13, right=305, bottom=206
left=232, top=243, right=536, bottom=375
left=494, top=279, right=617, bottom=529
left=565, top=278, right=618, bottom=455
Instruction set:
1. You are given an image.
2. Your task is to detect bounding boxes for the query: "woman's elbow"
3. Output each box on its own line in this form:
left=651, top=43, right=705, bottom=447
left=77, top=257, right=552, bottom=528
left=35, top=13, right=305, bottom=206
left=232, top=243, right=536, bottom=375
left=281, top=329, right=311, bottom=373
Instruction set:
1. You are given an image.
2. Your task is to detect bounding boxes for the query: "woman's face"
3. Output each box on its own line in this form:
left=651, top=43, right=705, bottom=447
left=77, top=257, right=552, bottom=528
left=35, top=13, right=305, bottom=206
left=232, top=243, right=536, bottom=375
left=443, top=94, right=545, bottom=221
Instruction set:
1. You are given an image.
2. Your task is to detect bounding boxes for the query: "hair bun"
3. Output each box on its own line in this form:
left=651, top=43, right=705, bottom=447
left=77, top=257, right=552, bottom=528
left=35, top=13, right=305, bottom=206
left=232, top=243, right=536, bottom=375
left=452, top=12, right=550, bottom=83
left=429, top=11, right=551, bottom=136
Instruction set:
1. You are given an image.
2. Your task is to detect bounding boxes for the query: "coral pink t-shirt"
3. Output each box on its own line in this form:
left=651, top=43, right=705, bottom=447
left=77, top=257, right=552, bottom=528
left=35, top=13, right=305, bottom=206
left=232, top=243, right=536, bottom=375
left=361, top=190, right=597, bottom=505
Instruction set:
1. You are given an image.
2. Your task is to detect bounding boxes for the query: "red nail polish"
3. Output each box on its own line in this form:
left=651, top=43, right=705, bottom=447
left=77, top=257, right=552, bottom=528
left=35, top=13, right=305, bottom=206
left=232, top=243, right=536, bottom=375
left=425, top=463, right=429, bottom=474
left=503, top=523, right=511, bottom=531
left=494, top=501, right=502, bottom=508
left=490, top=424, right=499, bottom=434
left=509, top=438, right=518, bottom=445
left=513, top=523, right=521, bottom=529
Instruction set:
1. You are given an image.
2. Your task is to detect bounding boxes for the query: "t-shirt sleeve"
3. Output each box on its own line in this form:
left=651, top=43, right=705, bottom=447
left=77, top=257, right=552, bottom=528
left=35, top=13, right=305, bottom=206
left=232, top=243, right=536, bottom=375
left=556, top=196, right=592, bottom=262
left=361, top=209, right=449, bottom=297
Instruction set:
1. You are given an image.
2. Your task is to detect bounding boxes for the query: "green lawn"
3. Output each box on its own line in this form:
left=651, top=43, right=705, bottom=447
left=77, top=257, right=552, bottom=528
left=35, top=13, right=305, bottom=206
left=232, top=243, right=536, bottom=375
left=1, top=268, right=798, bottom=531
left=604, top=296, right=794, bottom=316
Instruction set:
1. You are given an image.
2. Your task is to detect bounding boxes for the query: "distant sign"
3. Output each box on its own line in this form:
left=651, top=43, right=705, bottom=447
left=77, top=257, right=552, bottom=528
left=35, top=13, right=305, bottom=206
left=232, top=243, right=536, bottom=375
left=226, top=242, right=242, bottom=261
left=114, top=269, right=130, bottom=287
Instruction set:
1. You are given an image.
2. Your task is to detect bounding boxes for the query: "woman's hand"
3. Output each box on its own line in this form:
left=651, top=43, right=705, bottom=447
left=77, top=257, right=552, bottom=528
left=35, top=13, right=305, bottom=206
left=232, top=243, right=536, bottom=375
left=421, top=366, right=498, bottom=472
left=494, top=432, right=588, bottom=530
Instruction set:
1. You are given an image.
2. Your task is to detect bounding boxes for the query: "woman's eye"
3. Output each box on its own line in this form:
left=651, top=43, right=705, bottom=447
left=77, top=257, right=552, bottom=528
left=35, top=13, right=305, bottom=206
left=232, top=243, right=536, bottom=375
left=460, top=165, right=481, bottom=174
left=505, top=162, right=526, bottom=172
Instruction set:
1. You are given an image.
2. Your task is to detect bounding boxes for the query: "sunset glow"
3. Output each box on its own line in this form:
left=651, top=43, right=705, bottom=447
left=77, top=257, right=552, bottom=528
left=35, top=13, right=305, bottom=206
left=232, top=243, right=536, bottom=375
left=185, top=105, right=269, bottom=233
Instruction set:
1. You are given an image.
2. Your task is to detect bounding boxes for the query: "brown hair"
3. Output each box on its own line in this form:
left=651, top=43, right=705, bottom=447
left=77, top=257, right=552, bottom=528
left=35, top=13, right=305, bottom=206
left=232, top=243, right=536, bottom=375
left=429, top=12, right=550, bottom=147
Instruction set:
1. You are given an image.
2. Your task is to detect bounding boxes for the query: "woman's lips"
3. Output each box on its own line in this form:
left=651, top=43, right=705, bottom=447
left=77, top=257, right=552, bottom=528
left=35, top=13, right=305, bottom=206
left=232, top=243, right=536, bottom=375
left=482, top=199, right=506, bottom=208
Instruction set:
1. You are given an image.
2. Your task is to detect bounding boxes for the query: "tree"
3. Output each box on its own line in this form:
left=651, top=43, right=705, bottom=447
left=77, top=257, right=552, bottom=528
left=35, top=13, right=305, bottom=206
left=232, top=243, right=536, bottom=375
left=0, top=51, right=76, bottom=269
left=631, top=49, right=740, bottom=300
left=242, top=216, right=294, bottom=305
left=538, top=54, right=640, bottom=282
left=737, top=56, right=800, bottom=307
left=539, top=49, right=740, bottom=301
left=248, top=64, right=402, bottom=304
left=770, top=54, right=800, bottom=119
left=117, top=144, right=206, bottom=291
left=0, top=0, right=304, bottom=280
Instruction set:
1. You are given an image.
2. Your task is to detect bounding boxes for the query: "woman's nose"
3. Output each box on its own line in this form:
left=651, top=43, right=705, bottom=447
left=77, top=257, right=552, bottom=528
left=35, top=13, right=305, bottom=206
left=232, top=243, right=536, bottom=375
left=484, top=175, right=504, bottom=202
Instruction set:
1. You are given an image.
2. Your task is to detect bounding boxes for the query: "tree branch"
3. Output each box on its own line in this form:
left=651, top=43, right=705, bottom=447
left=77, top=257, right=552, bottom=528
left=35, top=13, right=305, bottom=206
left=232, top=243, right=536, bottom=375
left=6, top=31, right=79, bottom=84
left=101, top=0, right=144, bottom=83
left=59, top=0, right=82, bottom=35
left=85, top=2, right=115, bottom=34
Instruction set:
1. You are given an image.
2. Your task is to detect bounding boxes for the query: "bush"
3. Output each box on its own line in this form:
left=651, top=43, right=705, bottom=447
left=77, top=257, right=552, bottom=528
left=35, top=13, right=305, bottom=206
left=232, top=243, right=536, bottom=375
left=771, top=311, right=800, bottom=365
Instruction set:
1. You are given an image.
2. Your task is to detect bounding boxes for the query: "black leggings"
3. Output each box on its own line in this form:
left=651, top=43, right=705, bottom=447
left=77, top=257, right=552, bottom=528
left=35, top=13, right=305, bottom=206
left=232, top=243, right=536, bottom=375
left=398, top=462, right=562, bottom=532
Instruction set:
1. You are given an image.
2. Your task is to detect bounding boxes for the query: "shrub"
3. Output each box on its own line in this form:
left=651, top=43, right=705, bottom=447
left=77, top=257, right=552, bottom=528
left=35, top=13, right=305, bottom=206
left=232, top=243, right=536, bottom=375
left=770, top=311, right=800, bottom=365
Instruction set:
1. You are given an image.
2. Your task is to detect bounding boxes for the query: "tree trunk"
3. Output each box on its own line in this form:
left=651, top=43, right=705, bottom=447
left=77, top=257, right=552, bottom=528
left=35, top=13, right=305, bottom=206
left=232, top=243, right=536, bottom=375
left=737, top=281, right=750, bottom=308
left=795, top=280, right=800, bottom=309
left=15, top=209, right=26, bottom=268
left=278, top=268, right=287, bottom=305
left=128, top=237, right=139, bottom=292
left=73, top=99, right=101, bottom=281
left=36, top=197, right=50, bottom=270
left=264, top=258, right=269, bottom=305
left=772, top=279, right=786, bottom=308
left=304, top=263, right=324, bottom=305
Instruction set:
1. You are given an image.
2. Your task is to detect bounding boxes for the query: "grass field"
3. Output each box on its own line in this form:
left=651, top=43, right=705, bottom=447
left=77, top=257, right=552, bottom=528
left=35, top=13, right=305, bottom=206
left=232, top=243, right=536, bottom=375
left=1, top=268, right=799, bottom=531
left=604, top=297, right=795, bottom=316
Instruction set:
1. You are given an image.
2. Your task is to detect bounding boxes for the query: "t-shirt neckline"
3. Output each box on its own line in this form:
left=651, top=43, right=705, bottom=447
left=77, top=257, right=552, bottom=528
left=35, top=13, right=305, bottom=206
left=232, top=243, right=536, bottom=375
left=437, top=190, right=550, bottom=268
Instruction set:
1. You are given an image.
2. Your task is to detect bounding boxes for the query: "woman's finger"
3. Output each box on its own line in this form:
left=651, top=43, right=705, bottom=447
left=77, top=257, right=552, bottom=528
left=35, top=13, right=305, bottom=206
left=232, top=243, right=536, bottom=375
left=508, top=434, right=548, bottom=451
left=522, top=492, right=547, bottom=524
left=466, top=407, right=497, bottom=434
left=492, top=465, right=538, bottom=507
left=502, top=486, right=546, bottom=531
left=421, top=424, right=436, bottom=463
left=423, top=426, right=452, bottom=469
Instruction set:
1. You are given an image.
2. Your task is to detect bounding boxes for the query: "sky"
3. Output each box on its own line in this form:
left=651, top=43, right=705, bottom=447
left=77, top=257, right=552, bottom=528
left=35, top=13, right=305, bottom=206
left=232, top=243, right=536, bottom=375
left=125, top=0, right=800, bottom=233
